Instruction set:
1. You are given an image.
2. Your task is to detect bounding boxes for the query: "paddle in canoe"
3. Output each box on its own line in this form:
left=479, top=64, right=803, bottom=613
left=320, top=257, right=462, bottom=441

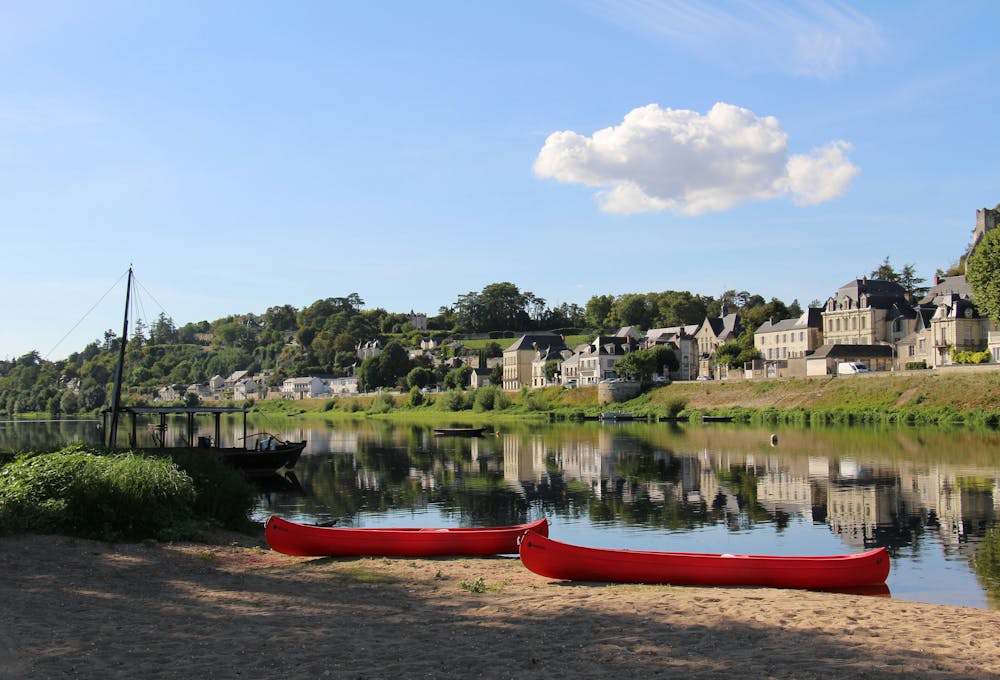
left=518, top=530, right=890, bottom=590
left=266, top=515, right=548, bottom=557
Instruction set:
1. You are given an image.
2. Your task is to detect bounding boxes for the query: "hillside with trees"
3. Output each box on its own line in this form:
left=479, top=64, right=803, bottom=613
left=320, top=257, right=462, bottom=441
left=0, top=240, right=986, bottom=419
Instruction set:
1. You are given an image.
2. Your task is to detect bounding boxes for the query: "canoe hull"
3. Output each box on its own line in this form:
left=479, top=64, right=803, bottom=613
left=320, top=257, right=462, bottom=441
left=518, top=531, right=890, bottom=590
left=266, top=515, right=548, bottom=557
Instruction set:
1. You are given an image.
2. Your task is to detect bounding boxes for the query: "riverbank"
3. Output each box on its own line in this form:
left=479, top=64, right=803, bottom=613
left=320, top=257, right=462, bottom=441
left=248, top=367, right=1000, bottom=428
left=3, top=531, right=998, bottom=679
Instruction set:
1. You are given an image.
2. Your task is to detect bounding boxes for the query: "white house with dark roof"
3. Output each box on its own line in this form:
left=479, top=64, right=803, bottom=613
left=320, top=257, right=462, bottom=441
left=754, top=309, right=824, bottom=362
left=562, top=335, right=637, bottom=386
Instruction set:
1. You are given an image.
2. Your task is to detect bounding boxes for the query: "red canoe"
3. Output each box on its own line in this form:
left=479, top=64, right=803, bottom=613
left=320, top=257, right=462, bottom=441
left=266, top=515, right=548, bottom=557
left=518, top=531, right=890, bottom=590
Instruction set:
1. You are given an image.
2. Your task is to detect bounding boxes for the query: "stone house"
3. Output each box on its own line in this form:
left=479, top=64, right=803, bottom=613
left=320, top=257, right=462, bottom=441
left=502, top=334, right=568, bottom=391
left=281, top=376, right=327, bottom=400
left=821, top=279, right=916, bottom=347
left=754, top=309, right=824, bottom=366
left=357, top=339, right=383, bottom=361
left=469, top=368, right=492, bottom=389
left=564, top=335, right=637, bottom=386
left=694, top=313, right=743, bottom=378
left=645, top=324, right=700, bottom=381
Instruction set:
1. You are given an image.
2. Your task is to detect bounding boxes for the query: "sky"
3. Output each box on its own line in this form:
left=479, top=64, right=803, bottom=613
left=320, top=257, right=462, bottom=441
left=2, top=0, right=999, bottom=360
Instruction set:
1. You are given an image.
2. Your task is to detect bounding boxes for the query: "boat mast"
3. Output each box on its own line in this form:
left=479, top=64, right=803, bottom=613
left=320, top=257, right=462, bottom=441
left=107, top=266, right=133, bottom=448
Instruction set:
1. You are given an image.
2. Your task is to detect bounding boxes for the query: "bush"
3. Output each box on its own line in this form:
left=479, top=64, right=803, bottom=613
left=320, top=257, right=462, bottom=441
left=0, top=444, right=257, bottom=540
left=408, top=386, right=424, bottom=407
left=952, top=349, right=991, bottom=365
left=439, top=389, right=469, bottom=412
left=905, top=361, right=928, bottom=370
left=473, top=385, right=508, bottom=412
left=167, top=451, right=257, bottom=531
left=368, top=392, right=396, bottom=414
left=0, top=446, right=196, bottom=540
left=663, top=397, right=687, bottom=417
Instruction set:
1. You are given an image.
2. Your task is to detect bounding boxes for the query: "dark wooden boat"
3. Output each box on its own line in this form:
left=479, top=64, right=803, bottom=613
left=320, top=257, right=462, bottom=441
left=265, top=515, right=548, bottom=557
left=518, top=531, right=890, bottom=590
left=599, top=412, right=637, bottom=421
left=101, top=268, right=306, bottom=476
left=432, top=427, right=486, bottom=437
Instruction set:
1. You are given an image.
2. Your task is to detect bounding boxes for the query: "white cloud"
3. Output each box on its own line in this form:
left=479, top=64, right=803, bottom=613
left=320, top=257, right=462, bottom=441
left=534, top=102, right=859, bottom=216
left=786, top=141, right=860, bottom=205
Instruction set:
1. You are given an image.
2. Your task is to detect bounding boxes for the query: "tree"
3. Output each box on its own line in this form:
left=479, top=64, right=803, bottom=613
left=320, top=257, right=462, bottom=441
left=585, top=295, right=614, bottom=328
left=899, top=264, right=928, bottom=298
left=453, top=282, right=534, bottom=331
left=870, top=256, right=927, bottom=297
left=649, top=345, right=679, bottom=374
left=714, top=328, right=760, bottom=368
left=406, top=367, right=436, bottom=390
left=444, top=365, right=472, bottom=390
left=614, top=349, right=658, bottom=383
left=489, top=363, right=503, bottom=386
left=967, top=227, right=1000, bottom=323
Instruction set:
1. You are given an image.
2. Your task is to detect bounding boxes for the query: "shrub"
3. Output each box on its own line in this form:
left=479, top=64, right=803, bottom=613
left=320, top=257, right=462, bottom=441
left=408, top=386, right=424, bottom=407
left=473, top=385, right=508, bottom=412
left=951, top=348, right=991, bottom=365
left=0, top=446, right=196, bottom=540
left=168, top=451, right=257, bottom=530
left=663, top=397, right=687, bottom=417
left=905, top=361, right=928, bottom=370
left=439, top=389, right=469, bottom=412
left=368, top=392, right=396, bottom=414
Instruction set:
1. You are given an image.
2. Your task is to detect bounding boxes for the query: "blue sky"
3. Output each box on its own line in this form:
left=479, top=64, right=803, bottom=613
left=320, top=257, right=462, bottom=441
left=3, top=1, right=998, bottom=360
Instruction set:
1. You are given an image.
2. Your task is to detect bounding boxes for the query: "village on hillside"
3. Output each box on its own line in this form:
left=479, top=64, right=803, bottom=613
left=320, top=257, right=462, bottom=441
left=154, top=208, right=1000, bottom=403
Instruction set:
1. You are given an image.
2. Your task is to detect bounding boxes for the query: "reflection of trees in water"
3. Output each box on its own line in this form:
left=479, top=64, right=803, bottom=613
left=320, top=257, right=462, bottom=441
left=251, top=422, right=998, bottom=565
left=0, top=420, right=103, bottom=453
left=974, top=527, right=1000, bottom=605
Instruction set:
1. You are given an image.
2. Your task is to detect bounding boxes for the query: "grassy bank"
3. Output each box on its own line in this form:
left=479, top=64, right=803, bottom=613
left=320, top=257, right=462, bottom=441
left=252, top=369, right=1000, bottom=430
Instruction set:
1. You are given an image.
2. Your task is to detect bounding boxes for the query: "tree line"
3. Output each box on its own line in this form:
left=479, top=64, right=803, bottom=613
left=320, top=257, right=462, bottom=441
left=0, top=249, right=969, bottom=416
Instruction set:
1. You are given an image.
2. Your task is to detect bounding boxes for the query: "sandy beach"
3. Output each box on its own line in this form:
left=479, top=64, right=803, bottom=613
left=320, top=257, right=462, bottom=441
left=2, top=532, right=999, bottom=679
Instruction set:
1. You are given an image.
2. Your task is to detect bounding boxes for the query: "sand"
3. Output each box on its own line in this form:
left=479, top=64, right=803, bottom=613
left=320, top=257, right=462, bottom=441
left=2, top=532, right=999, bottom=679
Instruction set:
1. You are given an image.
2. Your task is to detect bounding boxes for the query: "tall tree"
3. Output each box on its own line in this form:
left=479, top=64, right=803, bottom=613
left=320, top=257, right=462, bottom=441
left=967, top=227, right=1000, bottom=323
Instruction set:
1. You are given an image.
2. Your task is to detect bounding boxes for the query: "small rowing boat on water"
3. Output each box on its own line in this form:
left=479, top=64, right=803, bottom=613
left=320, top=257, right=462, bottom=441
left=518, top=531, right=890, bottom=590
left=432, top=427, right=486, bottom=436
left=265, top=515, right=548, bottom=557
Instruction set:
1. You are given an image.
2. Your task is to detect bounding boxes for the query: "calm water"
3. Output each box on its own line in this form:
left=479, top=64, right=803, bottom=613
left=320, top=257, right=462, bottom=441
left=4, top=417, right=1000, bottom=609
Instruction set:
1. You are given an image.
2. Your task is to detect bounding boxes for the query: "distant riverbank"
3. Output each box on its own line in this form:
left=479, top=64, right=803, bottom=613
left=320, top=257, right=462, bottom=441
left=248, top=366, right=1000, bottom=430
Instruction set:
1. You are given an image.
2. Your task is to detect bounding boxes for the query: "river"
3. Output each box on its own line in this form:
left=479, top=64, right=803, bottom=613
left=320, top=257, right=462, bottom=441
left=3, top=416, right=999, bottom=609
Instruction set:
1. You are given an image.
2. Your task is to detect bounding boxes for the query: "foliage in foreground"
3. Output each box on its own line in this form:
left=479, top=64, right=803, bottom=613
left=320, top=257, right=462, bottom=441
left=0, top=444, right=256, bottom=541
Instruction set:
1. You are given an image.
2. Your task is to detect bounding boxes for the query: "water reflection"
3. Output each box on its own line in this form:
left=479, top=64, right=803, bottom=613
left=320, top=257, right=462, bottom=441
left=4, top=417, right=999, bottom=608
left=254, top=420, right=1000, bottom=608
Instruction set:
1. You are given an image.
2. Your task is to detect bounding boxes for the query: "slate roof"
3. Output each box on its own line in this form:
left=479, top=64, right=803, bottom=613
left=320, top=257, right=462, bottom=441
left=809, top=344, right=893, bottom=359
left=505, top=334, right=568, bottom=353
left=921, top=275, right=972, bottom=304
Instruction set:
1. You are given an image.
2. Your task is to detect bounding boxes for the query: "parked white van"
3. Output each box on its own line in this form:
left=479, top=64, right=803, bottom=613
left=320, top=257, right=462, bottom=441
left=837, top=362, right=870, bottom=375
